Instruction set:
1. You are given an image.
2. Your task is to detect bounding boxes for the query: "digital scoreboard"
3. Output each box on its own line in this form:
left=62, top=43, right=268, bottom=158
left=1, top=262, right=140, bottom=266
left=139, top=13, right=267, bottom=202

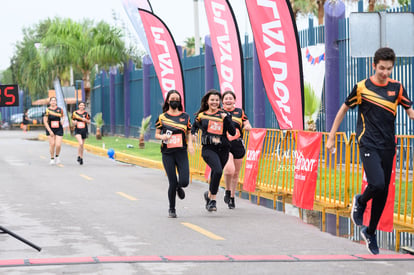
left=0, top=85, right=19, bottom=107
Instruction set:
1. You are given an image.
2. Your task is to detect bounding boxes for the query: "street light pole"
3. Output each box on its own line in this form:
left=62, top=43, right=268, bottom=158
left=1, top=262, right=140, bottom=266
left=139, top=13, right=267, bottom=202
left=194, top=0, right=200, bottom=55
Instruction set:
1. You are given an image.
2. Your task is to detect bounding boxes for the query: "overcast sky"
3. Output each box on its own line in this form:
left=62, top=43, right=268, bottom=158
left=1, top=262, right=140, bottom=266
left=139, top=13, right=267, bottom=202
left=0, top=0, right=369, bottom=72
left=0, top=0, right=254, bottom=71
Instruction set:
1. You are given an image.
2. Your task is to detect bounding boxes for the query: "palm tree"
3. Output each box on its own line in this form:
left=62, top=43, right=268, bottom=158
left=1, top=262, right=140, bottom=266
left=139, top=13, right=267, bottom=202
left=138, top=115, right=151, bottom=149
left=290, top=0, right=317, bottom=21
left=184, top=36, right=204, bottom=56
left=316, top=0, right=326, bottom=25
left=11, top=19, right=54, bottom=99
left=304, top=82, right=320, bottom=131
left=93, top=112, right=104, bottom=139
left=291, top=0, right=399, bottom=26
left=40, top=18, right=126, bottom=105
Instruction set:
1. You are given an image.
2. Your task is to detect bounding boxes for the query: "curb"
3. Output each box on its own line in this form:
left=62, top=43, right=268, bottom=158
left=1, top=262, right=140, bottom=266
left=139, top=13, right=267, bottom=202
left=38, top=134, right=164, bottom=170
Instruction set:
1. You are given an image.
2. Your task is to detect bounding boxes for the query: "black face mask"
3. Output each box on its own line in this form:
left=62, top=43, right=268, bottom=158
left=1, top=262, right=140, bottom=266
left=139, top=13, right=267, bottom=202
left=169, top=100, right=180, bottom=109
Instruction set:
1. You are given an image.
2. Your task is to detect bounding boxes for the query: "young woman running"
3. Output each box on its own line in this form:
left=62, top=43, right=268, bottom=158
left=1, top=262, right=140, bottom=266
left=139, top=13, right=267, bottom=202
left=222, top=91, right=252, bottom=209
left=155, top=90, right=194, bottom=218
left=191, top=89, right=236, bottom=212
left=71, top=101, right=91, bottom=165
left=22, top=109, right=31, bottom=132
left=43, top=97, right=64, bottom=165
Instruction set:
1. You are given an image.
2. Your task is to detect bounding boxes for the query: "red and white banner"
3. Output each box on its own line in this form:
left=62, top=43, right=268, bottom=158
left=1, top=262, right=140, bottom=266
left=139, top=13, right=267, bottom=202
left=138, top=9, right=185, bottom=105
left=292, top=131, right=321, bottom=209
left=361, top=152, right=397, bottom=232
left=245, top=0, right=304, bottom=130
left=243, top=128, right=267, bottom=192
left=204, top=0, right=244, bottom=108
left=204, top=165, right=211, bottom=181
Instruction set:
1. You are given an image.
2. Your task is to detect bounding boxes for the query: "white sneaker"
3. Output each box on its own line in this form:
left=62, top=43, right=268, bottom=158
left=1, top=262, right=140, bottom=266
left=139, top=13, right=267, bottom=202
left=55, top=157, right=61, bottom=164
left=49, top=159, right=55, bottom=165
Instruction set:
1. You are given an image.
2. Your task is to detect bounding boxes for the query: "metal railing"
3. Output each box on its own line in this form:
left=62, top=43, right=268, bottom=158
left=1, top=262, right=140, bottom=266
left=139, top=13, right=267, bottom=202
left=189, top=130, right=414, bottom=234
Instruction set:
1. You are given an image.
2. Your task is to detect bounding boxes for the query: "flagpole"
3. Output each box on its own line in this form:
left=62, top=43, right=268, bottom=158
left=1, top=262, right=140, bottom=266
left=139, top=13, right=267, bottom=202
left=194, top=0, right=200, bottom=55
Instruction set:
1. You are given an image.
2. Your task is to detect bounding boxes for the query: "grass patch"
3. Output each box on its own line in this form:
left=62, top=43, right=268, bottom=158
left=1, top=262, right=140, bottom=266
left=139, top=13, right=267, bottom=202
left=248, top=156, right=413, bottom=215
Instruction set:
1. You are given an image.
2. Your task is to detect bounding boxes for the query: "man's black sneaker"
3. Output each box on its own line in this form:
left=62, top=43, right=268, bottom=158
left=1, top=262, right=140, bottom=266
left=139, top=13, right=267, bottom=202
left=204, top=191, right=210, bottom=207
left=351, top=194, right=365, bottom=226
left=77, top=156, right=81, bottom=163
left=177, top=187, right=185, bottom=200
left=168, top=209, right=177, bottom=218
left=361, top=227, right=379, bottom=255
left=228, top=197, right=235, bottom=209
left=206, top=200, right=217, bottom=212
left=224, top=190, right=231, bottom=204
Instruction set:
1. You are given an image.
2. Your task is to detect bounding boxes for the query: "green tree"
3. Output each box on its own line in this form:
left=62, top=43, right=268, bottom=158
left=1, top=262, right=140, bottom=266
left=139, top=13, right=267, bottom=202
left=40, top=18, right=126, bottom=104
left=11, top=19, right=54, bottom=99
left=0, top=68, right=14, bottom=85
left=398, top=0, right=410, bottom=6
left=368, top=0, right=402, bottom=11
left=184, top=36, right=204, bottom=56
left=111, top=9, right=146, bottom=69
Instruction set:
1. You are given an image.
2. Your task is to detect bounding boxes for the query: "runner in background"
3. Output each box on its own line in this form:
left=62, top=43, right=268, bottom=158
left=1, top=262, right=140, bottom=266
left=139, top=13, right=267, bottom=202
left=155, top=90, right=194, bottom=218
left=72, top=101, right=90, bottom=165
left=22, top=109, right=31, bottom=132
left=191, top=89, right=236, bottom=212
left=222, top=91, right=251, bottom=209
left=43, top=97, right=64, bottom=165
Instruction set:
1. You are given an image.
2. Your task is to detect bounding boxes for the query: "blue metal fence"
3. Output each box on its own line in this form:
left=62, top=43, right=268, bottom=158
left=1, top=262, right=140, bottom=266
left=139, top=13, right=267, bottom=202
left=91, top=6, right=413, bottom=137
left=337, top=4, right=414, bottom=137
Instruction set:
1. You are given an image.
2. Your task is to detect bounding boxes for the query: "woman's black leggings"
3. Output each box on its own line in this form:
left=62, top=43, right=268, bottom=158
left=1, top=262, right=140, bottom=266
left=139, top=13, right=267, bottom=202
left=202, top=145, right=230, bottom=196
left=359, top=146, right=395, bottom=235
left=162, top=149, right=189, bottom=210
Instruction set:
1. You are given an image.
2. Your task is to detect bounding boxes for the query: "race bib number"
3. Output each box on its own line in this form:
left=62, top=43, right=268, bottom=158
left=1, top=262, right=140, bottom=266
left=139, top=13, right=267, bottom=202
left=227, top=128, right=241, bottom=141
left=167, top=134, right=183, bottom=148
left=51, top=121, right=60, bottom=128
left=207, top=120, right=223, bottom=135
left=77, top=121, right=86, bottom=129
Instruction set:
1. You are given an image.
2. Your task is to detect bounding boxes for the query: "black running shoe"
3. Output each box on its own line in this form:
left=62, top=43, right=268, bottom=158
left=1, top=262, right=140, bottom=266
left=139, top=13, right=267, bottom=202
left=77, top=156, right=81, bottom=163
left=361, top=227, right=379, bottom=255
left=206, top=200, right=217, bottom=212
left=168, top=209, right=177, bottom=218
left=79, top=158, right=83, bottom=165
left=204, top=191, right=210, bottom=207
left=224, top=190, right=231, bottom=204
left=351, top=194, right=365, bottom=226
left=228, top=197, right=235, bottom=209
left=177, top=187, right=185, bottom=200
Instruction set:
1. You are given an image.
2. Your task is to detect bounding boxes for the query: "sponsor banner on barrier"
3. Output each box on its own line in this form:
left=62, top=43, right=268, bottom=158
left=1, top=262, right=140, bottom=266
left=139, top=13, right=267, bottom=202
left=292, top=131, right=321, bottom=210
left=245, top=0, right=304, bottom=130
left=204, top=0, right=244, bottom=108
left=361, top=152, right=396, bottom=232
left=243, top=128, right=267, bottom=192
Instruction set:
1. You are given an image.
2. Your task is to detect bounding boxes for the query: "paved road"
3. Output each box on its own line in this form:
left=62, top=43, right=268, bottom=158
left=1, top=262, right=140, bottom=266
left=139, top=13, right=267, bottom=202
left=1, top=130, right=414, bottom=274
